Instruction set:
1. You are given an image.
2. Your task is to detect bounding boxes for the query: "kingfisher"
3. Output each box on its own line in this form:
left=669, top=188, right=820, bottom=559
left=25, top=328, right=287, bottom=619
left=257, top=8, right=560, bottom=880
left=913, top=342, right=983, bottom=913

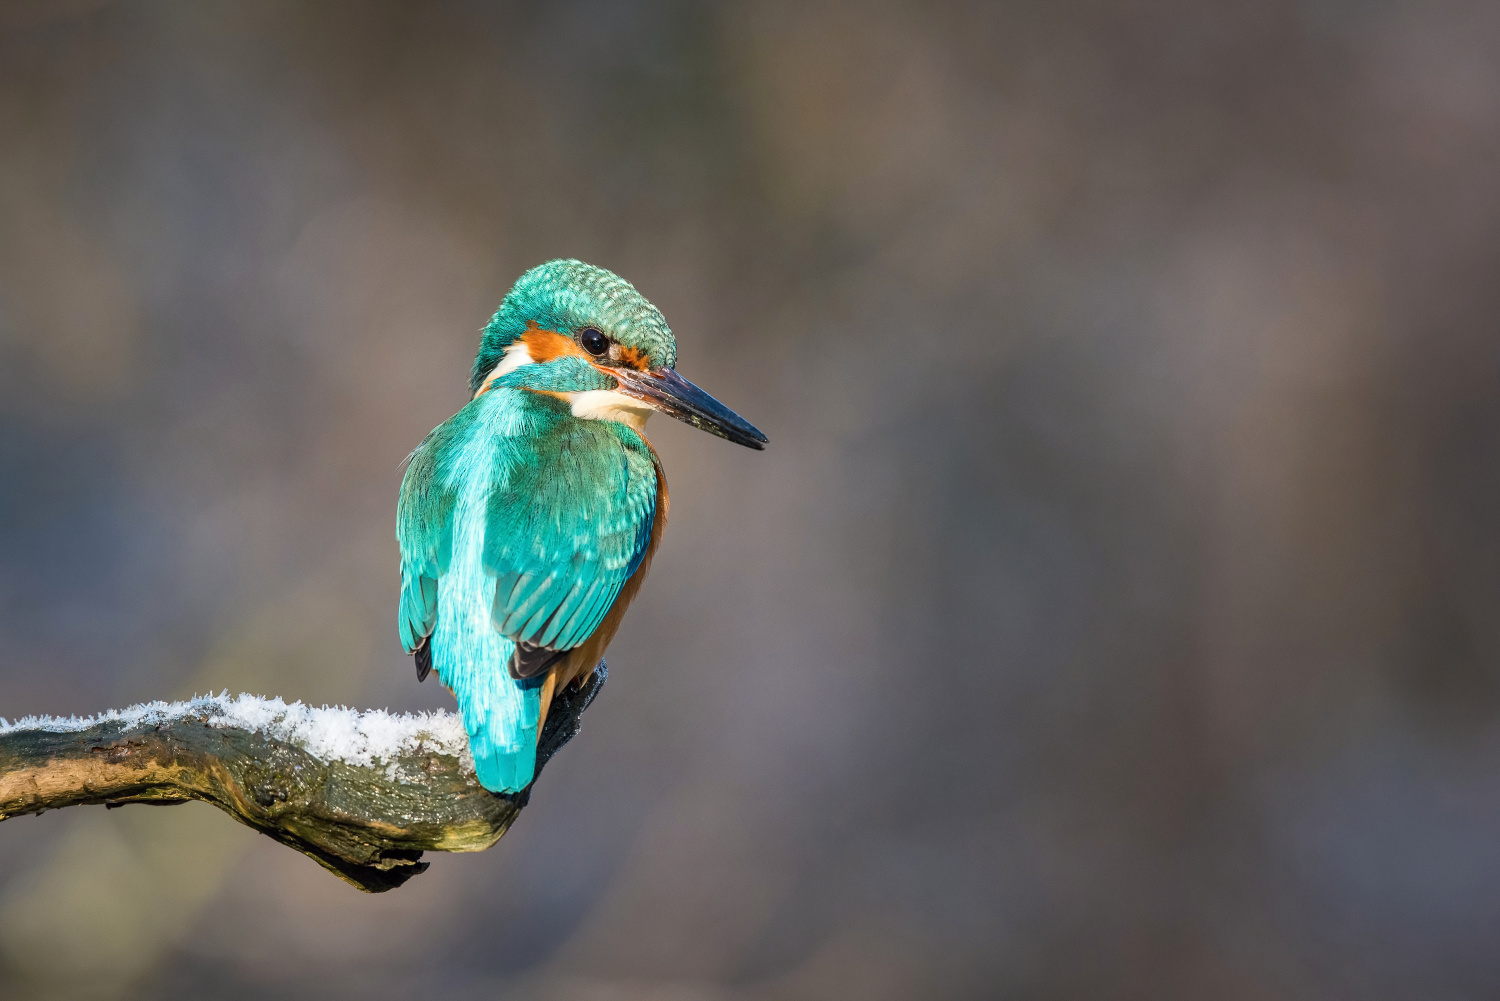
left=396, top=260, right=766, bottom=794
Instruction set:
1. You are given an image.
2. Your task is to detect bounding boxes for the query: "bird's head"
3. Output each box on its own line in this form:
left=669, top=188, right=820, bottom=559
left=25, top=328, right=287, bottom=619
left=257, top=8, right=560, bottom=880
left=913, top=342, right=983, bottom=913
left=471, top=260, right=767, bottom=449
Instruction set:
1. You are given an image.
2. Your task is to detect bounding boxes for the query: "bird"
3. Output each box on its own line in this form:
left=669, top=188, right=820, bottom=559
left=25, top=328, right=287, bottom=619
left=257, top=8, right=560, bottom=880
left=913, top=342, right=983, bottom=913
left=396, top=260, right=767, bottom=794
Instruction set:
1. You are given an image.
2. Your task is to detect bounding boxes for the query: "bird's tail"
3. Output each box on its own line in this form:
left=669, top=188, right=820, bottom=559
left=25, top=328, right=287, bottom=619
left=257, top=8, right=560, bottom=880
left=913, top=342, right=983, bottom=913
left=446, top=650, right=544, bottom=794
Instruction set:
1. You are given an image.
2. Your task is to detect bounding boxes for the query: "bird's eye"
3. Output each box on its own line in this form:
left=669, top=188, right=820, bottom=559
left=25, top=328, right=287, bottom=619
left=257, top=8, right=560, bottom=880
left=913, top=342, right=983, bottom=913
left=580, top=327, right=608, bottom=356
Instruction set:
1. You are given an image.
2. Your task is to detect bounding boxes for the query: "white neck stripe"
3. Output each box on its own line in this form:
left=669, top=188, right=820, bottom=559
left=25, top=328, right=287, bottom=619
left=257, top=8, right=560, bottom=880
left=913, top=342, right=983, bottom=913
left=477, top=340, right=536, bottom=395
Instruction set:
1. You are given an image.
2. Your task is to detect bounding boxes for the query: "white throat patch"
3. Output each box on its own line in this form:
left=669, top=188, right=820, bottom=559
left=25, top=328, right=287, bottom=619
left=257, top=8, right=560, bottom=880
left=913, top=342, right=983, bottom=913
left=563, top=390, right=655, bottom=432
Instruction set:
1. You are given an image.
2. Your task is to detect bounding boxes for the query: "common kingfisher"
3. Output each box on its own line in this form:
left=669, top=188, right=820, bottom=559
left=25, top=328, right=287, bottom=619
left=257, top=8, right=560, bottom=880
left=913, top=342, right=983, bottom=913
left=396, top=260, right=766, bottom=794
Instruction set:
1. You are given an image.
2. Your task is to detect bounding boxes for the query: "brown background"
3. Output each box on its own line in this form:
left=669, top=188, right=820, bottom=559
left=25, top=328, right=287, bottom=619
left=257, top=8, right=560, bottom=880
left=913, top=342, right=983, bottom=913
left=3, top=1, right=1500, bottom=998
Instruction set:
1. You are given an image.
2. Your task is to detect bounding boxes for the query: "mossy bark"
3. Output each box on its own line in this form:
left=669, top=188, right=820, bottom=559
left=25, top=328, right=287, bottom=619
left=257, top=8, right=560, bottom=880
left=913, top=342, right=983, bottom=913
left=0, top=667, right=605, bottom=892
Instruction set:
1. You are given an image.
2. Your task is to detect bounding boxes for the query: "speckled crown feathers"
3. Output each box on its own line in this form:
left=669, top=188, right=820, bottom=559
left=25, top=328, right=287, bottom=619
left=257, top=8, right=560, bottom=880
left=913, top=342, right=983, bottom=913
left=470, top=260, right=676, bottom=394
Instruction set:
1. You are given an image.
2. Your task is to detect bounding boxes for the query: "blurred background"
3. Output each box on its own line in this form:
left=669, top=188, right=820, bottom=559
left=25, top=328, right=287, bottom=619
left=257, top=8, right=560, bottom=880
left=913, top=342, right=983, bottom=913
left=2, top=0, right=1499, bottom=998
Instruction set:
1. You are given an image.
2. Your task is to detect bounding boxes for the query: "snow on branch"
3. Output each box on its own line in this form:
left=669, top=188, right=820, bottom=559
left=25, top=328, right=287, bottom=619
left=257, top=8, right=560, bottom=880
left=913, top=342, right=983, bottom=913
left=0, top=667, right=606, bottom=892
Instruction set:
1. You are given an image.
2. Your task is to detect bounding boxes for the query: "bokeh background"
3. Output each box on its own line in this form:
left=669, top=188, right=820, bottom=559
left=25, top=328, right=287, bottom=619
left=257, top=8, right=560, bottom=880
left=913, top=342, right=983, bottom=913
left=2, top=1, right=1500, bottom=998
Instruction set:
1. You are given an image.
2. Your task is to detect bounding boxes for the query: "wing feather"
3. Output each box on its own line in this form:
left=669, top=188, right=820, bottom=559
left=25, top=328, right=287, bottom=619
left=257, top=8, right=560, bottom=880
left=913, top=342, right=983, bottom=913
left=397, top=390, right=655, bottom=688
left=482, top=394, right=657, bottom=664
left=396, top=428, right=458, bottom=656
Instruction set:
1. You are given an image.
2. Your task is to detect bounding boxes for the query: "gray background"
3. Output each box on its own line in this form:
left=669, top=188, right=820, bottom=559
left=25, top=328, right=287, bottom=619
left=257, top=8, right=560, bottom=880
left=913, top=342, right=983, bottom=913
left=3, top=1, right=1500, bottom=998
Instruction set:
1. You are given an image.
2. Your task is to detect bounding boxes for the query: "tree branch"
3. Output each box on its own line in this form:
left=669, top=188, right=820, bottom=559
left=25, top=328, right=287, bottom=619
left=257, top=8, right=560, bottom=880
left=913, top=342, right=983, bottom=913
left=0, top=666, right=606, bottom=892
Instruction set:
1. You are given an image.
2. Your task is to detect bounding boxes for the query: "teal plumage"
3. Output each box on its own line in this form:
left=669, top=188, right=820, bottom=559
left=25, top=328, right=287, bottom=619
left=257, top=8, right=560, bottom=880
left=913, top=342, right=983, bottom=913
left=398, top=390, right=658, bottom=791
left=470, top=260, right=676, bottom=395
left=398, top=260, right=765, bottom=794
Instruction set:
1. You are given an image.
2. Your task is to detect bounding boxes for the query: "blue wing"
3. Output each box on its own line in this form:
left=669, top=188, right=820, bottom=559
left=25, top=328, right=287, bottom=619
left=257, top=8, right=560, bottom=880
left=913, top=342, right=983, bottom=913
left=484, top=402, right=657, bottom=661
left=396, top=390, right=655, bottom=792
left=396, top=433, right=454, bottom=660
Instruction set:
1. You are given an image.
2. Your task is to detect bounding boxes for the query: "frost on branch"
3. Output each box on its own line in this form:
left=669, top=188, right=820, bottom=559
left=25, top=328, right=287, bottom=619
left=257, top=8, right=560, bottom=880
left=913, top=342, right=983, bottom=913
left=0, top=667, right=606, bottom=892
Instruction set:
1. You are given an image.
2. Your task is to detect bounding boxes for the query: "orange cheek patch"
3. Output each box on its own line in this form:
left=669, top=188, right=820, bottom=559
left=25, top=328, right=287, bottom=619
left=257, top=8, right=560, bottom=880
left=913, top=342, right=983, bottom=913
left=521, top=324, right=589, bottom=363
left=615, top=344, right=652, bottom=371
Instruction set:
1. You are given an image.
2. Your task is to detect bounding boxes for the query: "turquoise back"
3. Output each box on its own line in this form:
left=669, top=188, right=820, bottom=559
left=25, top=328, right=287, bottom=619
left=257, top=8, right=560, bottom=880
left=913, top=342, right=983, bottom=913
left=397, top=387, right=658, bottom=792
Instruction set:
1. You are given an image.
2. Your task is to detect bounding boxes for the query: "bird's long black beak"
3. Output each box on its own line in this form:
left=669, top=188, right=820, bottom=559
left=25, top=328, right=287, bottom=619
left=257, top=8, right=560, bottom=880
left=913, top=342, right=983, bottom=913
left=616, top=367, right=768, bottom=449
